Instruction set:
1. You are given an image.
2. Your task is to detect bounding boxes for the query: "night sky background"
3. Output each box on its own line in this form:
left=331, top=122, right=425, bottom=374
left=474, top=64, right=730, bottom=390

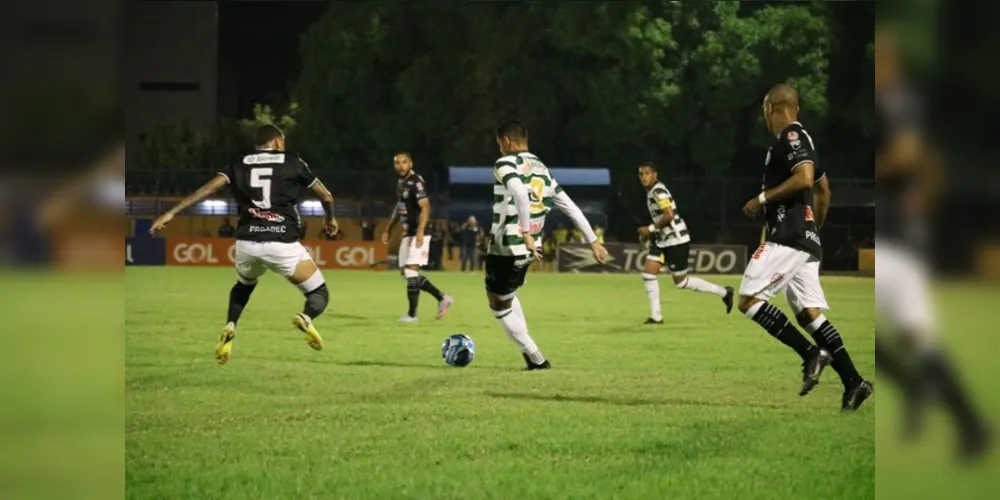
left=218, top=0, right=328, bottom=118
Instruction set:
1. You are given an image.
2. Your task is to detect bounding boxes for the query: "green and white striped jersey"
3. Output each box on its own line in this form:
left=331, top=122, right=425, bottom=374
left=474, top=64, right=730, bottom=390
left=646, top=181, right=691, bottom=247
left=523, top=154, right=562, bottom=248
left=489, top=152, right=532, bottom=256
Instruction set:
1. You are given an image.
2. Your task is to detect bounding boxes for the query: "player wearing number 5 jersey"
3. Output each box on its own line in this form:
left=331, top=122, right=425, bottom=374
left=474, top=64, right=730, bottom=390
left=636, top=163, right=734, bottom=324
left=486, top=120, right=607, bottom=370
left=149, top=124, right=338, bottom=364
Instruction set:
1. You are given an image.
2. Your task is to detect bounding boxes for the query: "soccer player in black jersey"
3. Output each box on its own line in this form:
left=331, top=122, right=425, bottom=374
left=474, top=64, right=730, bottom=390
left=380, top=152, right=453, bottom=322
left=873, top=30, right=991, bottom=459
left=149, top=124, right=338, bottom=364
left=738, top=84, right=872, bottom=410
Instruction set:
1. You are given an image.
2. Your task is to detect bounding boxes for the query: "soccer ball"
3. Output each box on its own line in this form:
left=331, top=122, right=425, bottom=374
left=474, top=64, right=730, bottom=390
left=441, top=333, right=476, bottom=367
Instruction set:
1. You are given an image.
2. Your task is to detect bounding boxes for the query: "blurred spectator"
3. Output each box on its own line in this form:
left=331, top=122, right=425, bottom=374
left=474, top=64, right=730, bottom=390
left=542, top=237, right=557, bottom=271
left=217, top=217, right=234, bottom=238
left=447, top=221, right=460, bottom=260
left=359, top=219, right=376, bottom=241
left=553, top=223, right=568, bottom=244
left=594, top=225, right=605, bottom=244
left=477, top=232, right=489, bottom=271
left=461, top=215, right=480, bottom=272
left=428, top=223, right=444, bottom=270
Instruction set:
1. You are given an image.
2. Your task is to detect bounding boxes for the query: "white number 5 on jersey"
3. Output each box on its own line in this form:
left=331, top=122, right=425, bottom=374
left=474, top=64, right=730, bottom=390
left=250, top=168, right=273, bottom=209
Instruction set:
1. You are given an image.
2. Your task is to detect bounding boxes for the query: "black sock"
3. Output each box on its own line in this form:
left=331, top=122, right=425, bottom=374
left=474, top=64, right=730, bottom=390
left=808, top=320, right=862, bottom=389
left=418, top=276, right=445, bottom=301
left=227, top=281, right=257, bottom=325
left=406, top=277, right=420, bottom=317
left=921, top=350, right=984, bottom=433
left=751, top=303, right=817, bottom=361
left=303, top=283, right=329, bottom=320
left=876, top=337, right=916, bottom=391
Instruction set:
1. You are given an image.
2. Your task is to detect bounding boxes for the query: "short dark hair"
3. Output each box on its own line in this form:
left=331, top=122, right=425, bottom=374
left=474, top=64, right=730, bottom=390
left=393, top=151, right=412, bottom=161
left=496, top=119, right=528, bottom=141
left=255, top=124, right=284, bottom=146
left=639, top=162, right=658, bottom=172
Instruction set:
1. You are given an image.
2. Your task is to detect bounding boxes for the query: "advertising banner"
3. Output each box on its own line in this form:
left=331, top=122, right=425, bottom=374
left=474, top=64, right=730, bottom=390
left=557, top=243, right=747, bottom=274
left=126, top=238, right=167, bottom=266
left=164, top=238, right=388, bottom=270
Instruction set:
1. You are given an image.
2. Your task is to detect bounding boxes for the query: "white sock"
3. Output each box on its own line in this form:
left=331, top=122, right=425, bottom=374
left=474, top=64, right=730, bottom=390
left=677, top=276, right=728, bottom=297
left=494, top=306, right=544, bottom=362
left=512, top=296, right=526, bottom=322
left=641, top=273, right=662, bottom=320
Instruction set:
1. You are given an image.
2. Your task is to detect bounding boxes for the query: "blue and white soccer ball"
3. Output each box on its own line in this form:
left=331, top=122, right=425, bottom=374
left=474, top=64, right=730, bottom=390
left=441, top=333, right=476, bottom=367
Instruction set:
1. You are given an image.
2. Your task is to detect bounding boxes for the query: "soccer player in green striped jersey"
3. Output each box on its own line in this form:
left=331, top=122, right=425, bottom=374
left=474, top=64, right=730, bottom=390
left=636, top=163, right=734, bottom=324
left=486, top=120, right=607, bottom=370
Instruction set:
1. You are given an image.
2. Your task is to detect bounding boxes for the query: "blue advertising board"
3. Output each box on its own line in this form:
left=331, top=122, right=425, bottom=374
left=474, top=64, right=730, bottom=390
left=126, top=238, right=166, bottom=266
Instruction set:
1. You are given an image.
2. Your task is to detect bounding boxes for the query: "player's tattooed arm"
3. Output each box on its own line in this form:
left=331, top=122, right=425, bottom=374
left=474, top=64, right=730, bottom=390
left=309, top=179, right=338, bottom=235
left=812, top=175, right=831, bottom=229
left=150, top=174, right=228, bottom=233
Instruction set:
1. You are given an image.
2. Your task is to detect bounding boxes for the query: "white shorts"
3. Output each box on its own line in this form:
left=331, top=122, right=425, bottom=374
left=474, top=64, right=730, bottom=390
left=738, top=242, right=829, bottom=312
left=875, top=240, right=934, bottom=332
left=398, top=236, right=431, bottom=267
left=235, top=240, right=312, bottom=281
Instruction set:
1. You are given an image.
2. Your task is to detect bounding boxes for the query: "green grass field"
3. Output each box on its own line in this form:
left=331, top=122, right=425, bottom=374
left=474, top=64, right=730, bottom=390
left=125, top=268, right=884, bottom=499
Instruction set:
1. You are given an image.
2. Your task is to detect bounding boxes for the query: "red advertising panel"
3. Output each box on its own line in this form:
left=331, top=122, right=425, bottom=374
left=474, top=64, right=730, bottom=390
left=165, top=238, right=387, bottom=270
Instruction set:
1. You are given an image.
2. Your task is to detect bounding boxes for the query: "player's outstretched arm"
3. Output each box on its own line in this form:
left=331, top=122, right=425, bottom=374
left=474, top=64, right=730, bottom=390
left=149, top=174, right=228, bottom=234
left=812, top=175, right=831, bottom=230
left=552, top=191, right=598, bottom=243
left=553, top=190, right=607, bottom=263
left=309, top=179, right=338, bottom=236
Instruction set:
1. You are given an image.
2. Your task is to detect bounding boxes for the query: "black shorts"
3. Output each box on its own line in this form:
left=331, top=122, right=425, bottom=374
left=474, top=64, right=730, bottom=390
left=648, top=242, right=690, bottom=275
left=485, top=254, right=532, bottom=296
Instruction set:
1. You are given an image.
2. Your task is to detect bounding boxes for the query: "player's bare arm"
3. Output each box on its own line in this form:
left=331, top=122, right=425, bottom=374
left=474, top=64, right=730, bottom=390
left=878, top=130, right=943, bottom=214
left=743, top=162, right=815, bottom=217
left=309, top=179, right=338, bottom=236
left=876, top=129, right=922, bottom=182
left=415, top=198, right=431, bottom=246
left=382, top=206, right=399, bottom=244
left=149, top=174, right=229, bottom=234
left=812, top=175, right=831, bottom=230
